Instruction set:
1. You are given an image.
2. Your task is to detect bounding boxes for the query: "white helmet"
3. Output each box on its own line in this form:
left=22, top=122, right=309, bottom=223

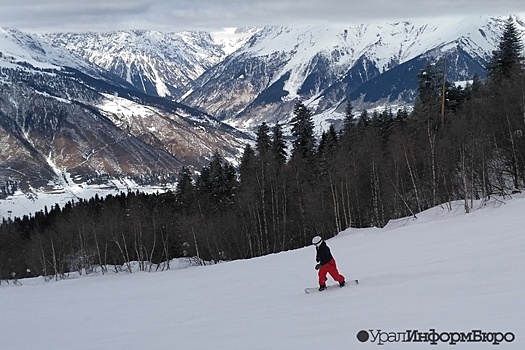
left=312, top=236, right=323, bottom=245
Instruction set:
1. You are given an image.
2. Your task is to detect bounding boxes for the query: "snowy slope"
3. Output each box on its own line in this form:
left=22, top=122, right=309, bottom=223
left=0, top=27, right=129, bottom=82
left=0, top=27, right=87, bottom=70
left=0, top=179, right=174, bottom=221
left=1, top=194, right=524, bottom=349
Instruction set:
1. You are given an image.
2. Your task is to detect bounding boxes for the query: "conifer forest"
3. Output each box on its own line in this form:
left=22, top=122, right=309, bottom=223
left=1, top=19, right=524, bottom=280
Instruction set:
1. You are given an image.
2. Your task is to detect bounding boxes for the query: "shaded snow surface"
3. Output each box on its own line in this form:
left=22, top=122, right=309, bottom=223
left=1, top=195, right=524, bottom=349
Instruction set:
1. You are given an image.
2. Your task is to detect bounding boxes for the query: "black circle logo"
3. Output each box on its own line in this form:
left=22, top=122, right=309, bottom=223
left=357, top=330, right=369, bottom=342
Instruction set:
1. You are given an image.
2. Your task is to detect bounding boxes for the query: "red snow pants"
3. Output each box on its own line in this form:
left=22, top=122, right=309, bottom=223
left=318, top=258, right=345, bottom=286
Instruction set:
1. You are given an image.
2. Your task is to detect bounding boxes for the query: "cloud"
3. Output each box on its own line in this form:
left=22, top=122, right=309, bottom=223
left=1, top=0, right=154, bottom=32
left=1, top=0, right=525, bottom=33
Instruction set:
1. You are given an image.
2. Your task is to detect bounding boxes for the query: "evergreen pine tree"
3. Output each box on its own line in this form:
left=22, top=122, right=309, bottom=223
left=488, top=16, right=524, bottom=79
left=318, top=125, right=339, bottom=156
left=255, top=122, right=272, bottom=157
left=413, top=62, right=443, bottom=119
left=356, top=110, right=369, bottom=128
left=271, top=122, right=287, bottom=166
left=239, top=144, right=256, bottom=186
left=196, top=151, right=237, bottom=212
left=342, top=100, right=354, bottom=133
left=290, top=101, right=316, bottom=161
left=175, top=166, right=195, bottom=211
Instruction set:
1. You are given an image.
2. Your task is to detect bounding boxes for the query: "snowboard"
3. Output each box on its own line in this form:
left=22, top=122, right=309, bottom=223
left=304, top=279, right=358, bottom=294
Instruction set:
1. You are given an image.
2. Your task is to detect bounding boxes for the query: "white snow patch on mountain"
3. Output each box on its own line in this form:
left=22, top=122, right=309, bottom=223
left=0, top=179, right=173, bottom=221
left=210, top=27, right=261, bottom=56
left=97, top=93, right=160, bottom=124
left=0, top=27, right=95, bottom=71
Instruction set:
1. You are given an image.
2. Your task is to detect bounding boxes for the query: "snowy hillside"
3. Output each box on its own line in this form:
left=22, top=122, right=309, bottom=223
left=1, top=194, right=524, bottom=349
left=0, top=178, right=174, bottom=221
left=0, top=27, right=89, bottom=70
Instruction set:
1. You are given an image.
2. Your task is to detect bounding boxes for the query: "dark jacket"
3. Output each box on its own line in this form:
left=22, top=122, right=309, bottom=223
left=316, top=241, right=333, bottom=266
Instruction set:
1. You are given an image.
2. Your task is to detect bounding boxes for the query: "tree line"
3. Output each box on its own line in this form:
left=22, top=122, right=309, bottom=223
left=1, top=18, right=524, bottom=281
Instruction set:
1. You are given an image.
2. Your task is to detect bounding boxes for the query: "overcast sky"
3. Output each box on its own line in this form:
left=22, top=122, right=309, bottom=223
left=2, top=0, right=525, bottom=33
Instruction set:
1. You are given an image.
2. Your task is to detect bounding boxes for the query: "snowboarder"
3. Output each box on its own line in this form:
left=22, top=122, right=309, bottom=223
left=312, top=236, right=345, bottom=291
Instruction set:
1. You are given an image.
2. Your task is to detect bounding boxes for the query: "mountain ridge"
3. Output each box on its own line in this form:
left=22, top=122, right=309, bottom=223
left=38, top=15, right=525, bottom=133
left=41, top=28, right=260, bottom=99
left=183, top=16, right=525, bottom=130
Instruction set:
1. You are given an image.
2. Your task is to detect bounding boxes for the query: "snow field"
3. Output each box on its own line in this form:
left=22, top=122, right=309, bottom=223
left=1, top=195, right=524, bottom=349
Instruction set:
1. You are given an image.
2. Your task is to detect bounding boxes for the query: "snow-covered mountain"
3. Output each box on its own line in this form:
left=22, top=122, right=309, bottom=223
left=42, top=28, right=259, bottom=99
left=3, top=15, right=525, bottom=196
left=182, top=16, right=525, bottom=131
left=0, top=27, right=135, bottom=88
left=0, top=28, right=252, bottom=197
left=38, top=16, right=525, bottom=134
